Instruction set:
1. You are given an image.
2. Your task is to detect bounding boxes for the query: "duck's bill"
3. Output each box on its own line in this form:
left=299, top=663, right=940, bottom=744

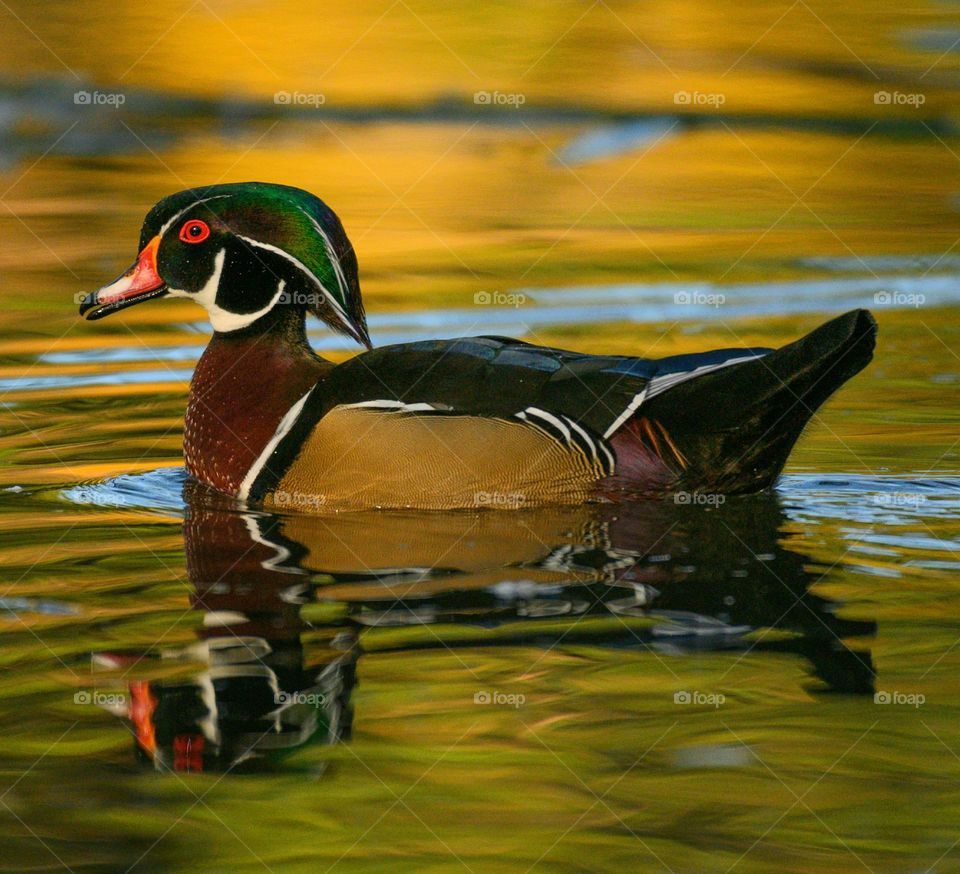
left=79, top=236, right=167, bottom=320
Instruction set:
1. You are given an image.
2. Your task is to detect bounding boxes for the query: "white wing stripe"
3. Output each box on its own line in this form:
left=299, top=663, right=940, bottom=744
left=646, top=354, right=766, bottom=400
left=603, top=386, right=648, bottom=439
left=597, top=440, right=616, bottom=472
left=603, top=352, right=767, bottom=438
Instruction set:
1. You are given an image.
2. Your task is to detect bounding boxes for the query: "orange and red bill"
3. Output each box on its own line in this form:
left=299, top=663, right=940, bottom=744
left=79, top=235, right=166, bottom=320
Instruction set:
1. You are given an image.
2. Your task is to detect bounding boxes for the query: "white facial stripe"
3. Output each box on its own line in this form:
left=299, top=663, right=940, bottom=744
left=168, top=248, right=286, bottom=333
left=236, top=233, right=354, bottom=331
left=201, top=279, right=286, bottom=333
left=193, top=247, right=226, bottom=308
left=300, top=207, right=349, bottom=302
left=159, top=194, right=233, bottom=236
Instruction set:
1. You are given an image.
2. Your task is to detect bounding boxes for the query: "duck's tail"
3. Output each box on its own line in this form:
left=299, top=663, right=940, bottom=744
left=639, top=309, right=877, bottom=495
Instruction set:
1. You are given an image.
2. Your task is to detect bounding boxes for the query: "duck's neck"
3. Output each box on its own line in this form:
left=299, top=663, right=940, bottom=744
left=184, top=308, right=330, bottom=496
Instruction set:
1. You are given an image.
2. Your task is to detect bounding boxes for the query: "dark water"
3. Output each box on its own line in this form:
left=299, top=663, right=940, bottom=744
left=2, top=1, right=960, bottom=871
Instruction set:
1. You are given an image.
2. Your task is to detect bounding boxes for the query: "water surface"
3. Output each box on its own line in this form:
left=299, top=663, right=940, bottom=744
left=1, top=1, right=960, bottom=871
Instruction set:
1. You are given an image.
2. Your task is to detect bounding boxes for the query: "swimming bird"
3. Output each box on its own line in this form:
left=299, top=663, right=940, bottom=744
left=79, top=182, right=876, bottom=510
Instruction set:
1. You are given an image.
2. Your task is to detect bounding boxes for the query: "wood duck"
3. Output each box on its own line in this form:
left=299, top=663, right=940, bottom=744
left=79, top=182, right=877, bottom=510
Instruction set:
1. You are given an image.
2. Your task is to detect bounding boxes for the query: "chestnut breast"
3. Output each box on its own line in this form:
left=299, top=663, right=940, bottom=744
left=183, top=334, right=327, bottom=496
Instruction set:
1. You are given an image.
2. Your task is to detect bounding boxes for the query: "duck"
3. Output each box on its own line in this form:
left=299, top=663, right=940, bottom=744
left=79, top=181, right=877, bottom=510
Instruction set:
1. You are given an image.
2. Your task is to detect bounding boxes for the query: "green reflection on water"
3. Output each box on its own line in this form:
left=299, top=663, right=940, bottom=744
left=0, top=0, right=959, bottom=870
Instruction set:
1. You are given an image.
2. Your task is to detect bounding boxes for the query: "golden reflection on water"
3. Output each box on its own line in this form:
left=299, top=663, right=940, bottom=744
left=0, top=0, right=959, bottom=870
left=4, top=125, right=959, bottom=319
left=1, top=0, right=958, bottom=110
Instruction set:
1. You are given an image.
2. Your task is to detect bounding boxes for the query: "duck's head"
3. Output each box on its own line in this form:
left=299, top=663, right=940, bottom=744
left=79, top=182, right=371, bottom=347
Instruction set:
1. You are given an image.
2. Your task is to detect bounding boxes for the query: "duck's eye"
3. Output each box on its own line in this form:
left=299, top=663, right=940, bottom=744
left=179, top=219, right=210, bottom=244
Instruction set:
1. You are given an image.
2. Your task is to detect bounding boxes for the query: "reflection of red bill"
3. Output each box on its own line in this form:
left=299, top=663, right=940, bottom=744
left=128, top=680, right=157, bottom=756
left=79, top=235, right=167, bottom=319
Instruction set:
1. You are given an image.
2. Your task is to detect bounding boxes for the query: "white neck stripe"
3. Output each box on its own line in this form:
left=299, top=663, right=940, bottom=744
left=168, top=248, right=287, bottom=333
left=238, top=387, right=315, bottom=501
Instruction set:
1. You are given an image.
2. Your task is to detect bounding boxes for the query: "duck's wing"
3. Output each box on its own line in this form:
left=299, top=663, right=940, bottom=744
left=241, top=335, right=768, bottom=506
left=336, top=335, right=770, bottom=431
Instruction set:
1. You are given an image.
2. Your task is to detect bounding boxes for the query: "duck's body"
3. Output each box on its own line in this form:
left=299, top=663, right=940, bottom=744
left=80, top=182, right=877, bottom=510
left=185, top=305, right=874, bottom=510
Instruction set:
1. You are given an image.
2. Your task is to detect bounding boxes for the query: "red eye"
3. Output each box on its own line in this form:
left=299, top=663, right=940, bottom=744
left=179, top=219, right=210, bottom=243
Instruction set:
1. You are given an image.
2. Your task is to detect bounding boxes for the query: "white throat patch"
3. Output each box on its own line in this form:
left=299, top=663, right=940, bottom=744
left=168, top=248, right=287, bottom=333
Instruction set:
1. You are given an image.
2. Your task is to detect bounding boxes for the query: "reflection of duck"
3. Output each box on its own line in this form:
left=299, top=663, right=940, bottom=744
left=80, top=182, right=876, bottom=508
left=95, top=487, right=874, bottom=772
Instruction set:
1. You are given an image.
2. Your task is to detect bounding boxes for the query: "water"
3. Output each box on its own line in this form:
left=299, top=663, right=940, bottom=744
left=2, top=1, right=960, bottom=870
